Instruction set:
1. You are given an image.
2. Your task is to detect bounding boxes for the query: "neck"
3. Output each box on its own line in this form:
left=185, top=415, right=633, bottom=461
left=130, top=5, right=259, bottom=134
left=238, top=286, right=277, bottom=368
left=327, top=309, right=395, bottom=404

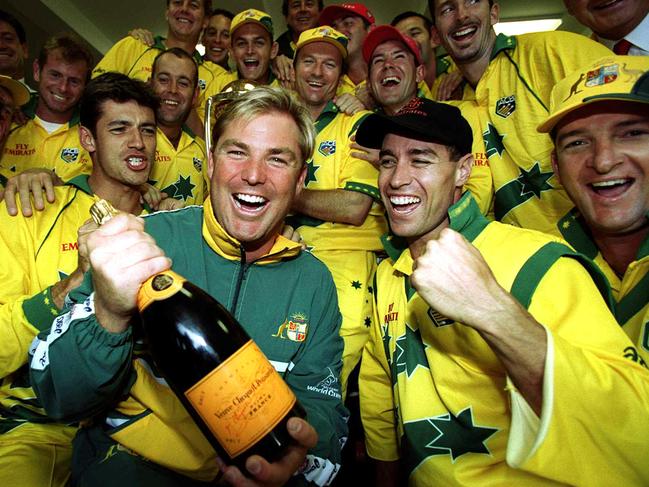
left=160, top=123, right=183, bottom=149
left=592, top=223, right=648, bottom=277
left=383, top=94, right=417, bottom=116
left=424, top=57, right=436, bottom=88
left=36, top=103, right=72, bottom=124
left=346, top=53, right=368, bottom=85
left=165, top=31, right=199, bottom=55
left=242, top=235, right=278, bottom=262
left=455, top=34, right=496, bottom=88
left=88, top=173, right=143, bottom=215
left=408, top=218, right=450, bottom=260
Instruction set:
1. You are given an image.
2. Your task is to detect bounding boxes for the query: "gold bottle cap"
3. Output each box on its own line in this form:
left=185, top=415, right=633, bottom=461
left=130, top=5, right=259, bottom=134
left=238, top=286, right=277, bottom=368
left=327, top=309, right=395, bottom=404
left=90, top=199, right=119, bottom=226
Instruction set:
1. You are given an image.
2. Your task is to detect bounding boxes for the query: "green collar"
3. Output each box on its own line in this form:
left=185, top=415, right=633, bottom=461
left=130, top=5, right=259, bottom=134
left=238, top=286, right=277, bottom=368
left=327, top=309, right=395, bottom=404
left=381, top=192, right=489, bottom=261
left=314, top=100, right=339, bottom=134
left=559, top=208, right=649, bottom=261
left=490, top=33, right=516, bottom=60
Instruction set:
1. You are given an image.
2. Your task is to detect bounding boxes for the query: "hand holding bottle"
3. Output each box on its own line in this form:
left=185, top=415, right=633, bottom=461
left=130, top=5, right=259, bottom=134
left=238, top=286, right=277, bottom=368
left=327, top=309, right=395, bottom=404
left=218, top=417, right=318, bottom=487
left=87, top=212, right=171, bottom=333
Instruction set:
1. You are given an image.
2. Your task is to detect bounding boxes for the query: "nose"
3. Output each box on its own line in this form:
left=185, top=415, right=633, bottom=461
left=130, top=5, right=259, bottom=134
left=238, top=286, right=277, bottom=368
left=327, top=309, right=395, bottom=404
left=591, top=137, right=622, bottom=174
left=241, top=157, right=266, bottom=185
left=128, top=128, right=145, bottom=150
left=389, top=161, right=412, bottom=188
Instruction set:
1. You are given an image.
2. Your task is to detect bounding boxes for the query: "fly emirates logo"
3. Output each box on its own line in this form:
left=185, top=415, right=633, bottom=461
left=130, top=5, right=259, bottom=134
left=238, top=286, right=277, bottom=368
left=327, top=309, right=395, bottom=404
left=4, top=143, right=35, bottom=157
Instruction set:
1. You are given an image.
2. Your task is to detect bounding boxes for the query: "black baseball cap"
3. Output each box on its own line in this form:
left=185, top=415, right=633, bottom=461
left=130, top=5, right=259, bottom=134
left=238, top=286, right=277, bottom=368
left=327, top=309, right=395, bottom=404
left=356, top=97, right=472, bottom=156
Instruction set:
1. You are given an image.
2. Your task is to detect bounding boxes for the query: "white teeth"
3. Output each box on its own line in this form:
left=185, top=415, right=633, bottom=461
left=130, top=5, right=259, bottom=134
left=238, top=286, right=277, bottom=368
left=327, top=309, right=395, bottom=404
left=162, top=99, right=179, bottom=106
left=235, top=193, right=266, bottom=204
left=127, top=157, right=143, bottom=163
left=381, top=76, right=400, bottom=86
left=53, top=94, right=65, bottom=101
left=592, top=179, right=628, bottom=188
left=308, top=81, right=323, bottom=87
left=390, top=195, right=420, bottom=205
left=454, top=27, right=476, bottom=37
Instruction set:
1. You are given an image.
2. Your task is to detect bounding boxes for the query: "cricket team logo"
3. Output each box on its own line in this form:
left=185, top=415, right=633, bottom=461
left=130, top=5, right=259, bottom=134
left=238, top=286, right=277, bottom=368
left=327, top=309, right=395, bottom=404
left=585, top=64, right=618, bottom=87
left=198, top=78, right=207, bottom=90
left=495, top=95, right=516, bottom=118
left=193, top=157, right=202, bottom=172
left=60, top=148, right=79, bottom=163
left=272, top=313, right=309, bottom=342
left=318, top=140, right=336, bottom=156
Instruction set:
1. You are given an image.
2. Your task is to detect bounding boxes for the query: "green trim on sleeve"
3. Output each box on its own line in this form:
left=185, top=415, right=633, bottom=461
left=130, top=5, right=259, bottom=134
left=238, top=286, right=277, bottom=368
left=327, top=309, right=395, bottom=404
left=510, top=242, right=615, bottom=312
left=22, top=287, right=61, bottom=331
left=344, top=181, right=381, bottom=200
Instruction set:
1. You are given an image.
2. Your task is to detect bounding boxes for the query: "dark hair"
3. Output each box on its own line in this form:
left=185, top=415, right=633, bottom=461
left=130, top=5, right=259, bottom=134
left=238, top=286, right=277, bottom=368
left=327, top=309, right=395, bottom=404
left=428, top=0, right=494, bottom=24
left=37, top=33, right=93, bottom=79
left=391, top=11, right=432, bottom=32
left=210, top=8, right=234, bottom=20
left=80, top=72, right=159, bottom=135
left=282, top=0, right=324, bottom=17
left=166, top=0, right=212, bottom=16
left=0, top=10, right=26, bottom=44
left=152, top=47, right=198, bottom=88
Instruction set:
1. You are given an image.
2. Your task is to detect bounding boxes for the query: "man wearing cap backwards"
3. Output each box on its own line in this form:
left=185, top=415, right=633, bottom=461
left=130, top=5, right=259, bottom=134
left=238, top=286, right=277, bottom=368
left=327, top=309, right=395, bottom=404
left=428, top=0, right=612, bottom=236
left=290, top=26, right=387, bottom=395
left=356, top=96, right=649, bottom=486
left=361, top=25, right=493, bottom=215
left=564, top=0, right=649, bottom=56
left=539, top=56, right=649, bottom=365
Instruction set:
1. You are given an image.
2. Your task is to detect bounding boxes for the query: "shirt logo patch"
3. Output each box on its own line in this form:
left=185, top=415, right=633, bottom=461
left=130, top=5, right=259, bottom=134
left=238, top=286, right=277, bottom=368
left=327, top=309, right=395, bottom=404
left=193, top=157, right=203, bottom=172
left=586, top=63, right=618, bottom=87
left=60, top=147, right=79, bottom=163
left=306, top=367, right=342, bottom=399
left=495, top=95, right=515, bottom=118
left=272, top=313, right=309, bottom=342
left=198, top=78, right=207, bottom=90
left=318, top=140, right=336, bottom=156
left=428, top=308, right=454, bottom=327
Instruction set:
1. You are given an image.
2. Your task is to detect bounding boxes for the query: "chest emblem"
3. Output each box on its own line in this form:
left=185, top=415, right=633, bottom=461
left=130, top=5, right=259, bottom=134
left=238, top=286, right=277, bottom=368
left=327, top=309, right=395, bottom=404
left=495, top=95, right=516, bottom=118
left=318, top=140, right=336, bottom=156
left=60, top=147, right=79, bottom=163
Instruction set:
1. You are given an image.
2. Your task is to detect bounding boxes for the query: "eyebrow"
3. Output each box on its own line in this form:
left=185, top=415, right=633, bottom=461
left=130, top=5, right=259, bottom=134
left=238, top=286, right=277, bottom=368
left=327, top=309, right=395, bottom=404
left=218, top=139, right=298, bottom=160
left=379, top=147, right=441, bottom=158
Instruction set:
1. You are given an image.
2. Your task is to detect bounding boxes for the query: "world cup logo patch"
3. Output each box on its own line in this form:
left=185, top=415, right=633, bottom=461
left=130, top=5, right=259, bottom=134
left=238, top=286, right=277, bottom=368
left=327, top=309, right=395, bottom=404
left=60, top=148, right=79, bottom=163
left=495, top=95, right=516, bottom=119
left=193, top=157, right=202, bottom=172
left=318, top=140, right=336, bottom=156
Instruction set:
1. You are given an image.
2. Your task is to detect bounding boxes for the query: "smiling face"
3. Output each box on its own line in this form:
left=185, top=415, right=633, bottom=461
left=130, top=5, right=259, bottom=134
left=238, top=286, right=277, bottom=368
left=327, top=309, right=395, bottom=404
left=431, top=0, right=498, bottom=66
left=230, top=23, right=277, bottom=84
left=83, top=99, right=157, bottom=190
left=379, top=132, right=471, bottom=250
left=150, top=52, right=197, bottom=128
left=552, top=101, right=649, bottom=236
left=34, top=49, right=88, bottom=123
left=166, top=0, right=208, bottom=42
left=368, top=40, right=424, bottom=115
left=208, top=112, right=306, bottom=255
left=564, top=0, right=649, bottom=40
left=286, top=0, right=321, bottom=35
left=0, top=20, right=27, bottom=79
left=331, top=15, right=368, bottom=57
left=202, top=14, right=231, bottom=66
left=295, top=41, right=343, bottom=117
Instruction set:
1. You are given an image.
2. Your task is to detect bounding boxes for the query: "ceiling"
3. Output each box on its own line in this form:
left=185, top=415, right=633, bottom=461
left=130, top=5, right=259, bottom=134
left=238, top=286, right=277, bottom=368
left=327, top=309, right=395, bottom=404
left=5, top=0, right=587, bottom=85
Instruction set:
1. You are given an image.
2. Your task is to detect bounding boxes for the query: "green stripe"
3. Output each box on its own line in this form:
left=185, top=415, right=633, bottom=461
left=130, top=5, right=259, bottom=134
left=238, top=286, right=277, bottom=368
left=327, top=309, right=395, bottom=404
left=616, top=272, right=649, bottom=325
left=557, top=209, right=599, bottom=259
left=510, top=242, right=614, bottom=311
left=344, top=181, right=380, bottom=201
left=348, top=112, right=370, bottom=138
left=284, top=214, right=325, bottom=229
left=494, top=179, right=532, bottom=221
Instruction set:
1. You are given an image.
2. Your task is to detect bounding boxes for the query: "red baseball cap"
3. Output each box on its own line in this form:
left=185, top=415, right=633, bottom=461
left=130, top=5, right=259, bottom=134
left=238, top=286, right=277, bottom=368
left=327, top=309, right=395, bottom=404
left=319, top=3, right=375, bottom=27
left=362, top=25, right=423, bottom=66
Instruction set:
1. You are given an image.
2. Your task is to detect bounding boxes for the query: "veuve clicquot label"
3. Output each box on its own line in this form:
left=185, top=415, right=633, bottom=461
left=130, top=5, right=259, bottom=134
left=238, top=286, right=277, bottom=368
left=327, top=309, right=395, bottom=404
left=184, top=339, right=296, bottom=458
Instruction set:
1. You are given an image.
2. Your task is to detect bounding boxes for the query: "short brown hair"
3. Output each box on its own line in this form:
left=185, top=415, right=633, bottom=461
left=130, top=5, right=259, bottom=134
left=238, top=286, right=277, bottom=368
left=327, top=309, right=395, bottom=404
left=37, top=33, right=93, bottom=80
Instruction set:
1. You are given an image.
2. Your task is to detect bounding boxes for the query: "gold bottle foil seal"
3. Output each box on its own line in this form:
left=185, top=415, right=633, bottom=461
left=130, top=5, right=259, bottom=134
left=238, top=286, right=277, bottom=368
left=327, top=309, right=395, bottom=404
left=90, top=199, right=119, bottom=226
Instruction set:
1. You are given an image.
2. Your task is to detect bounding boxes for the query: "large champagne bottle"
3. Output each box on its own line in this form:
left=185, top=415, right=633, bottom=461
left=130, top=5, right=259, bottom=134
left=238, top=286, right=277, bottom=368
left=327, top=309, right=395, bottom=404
left=90, top=200, right=306, bottom=470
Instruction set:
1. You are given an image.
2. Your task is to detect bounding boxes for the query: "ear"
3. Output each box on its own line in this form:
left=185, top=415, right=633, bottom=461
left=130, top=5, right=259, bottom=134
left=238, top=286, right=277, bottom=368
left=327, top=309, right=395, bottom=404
left=207, top=148, right=215, bottom=180
left=415, top=63, right=425, bottom=84
left=192, top=84, right=200, bottom=108
left=32, top=60, right=41, bottom=82
left=293, top=162, right=307, bottom=199
left=270, top=41, right=279, bottom=60
left=490, top=2, right=500, bottom=26
left=550, top=150, right=561, bottom=184
left=21, top=42, right=29, bottom=60
left=455, top=152, right=473, bottom=188
left=430, top=25, right=442, bottom=47
left=79, top=125, right=96, bottom=153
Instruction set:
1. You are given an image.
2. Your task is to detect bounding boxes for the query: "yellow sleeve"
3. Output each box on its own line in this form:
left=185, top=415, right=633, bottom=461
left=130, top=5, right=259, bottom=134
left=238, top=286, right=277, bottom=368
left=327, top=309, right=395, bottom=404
left=510, top=256, right=649, bottom=485
left=92, top=37, right=141, bottom=78
left=339, top=111, right=379, bottom=199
